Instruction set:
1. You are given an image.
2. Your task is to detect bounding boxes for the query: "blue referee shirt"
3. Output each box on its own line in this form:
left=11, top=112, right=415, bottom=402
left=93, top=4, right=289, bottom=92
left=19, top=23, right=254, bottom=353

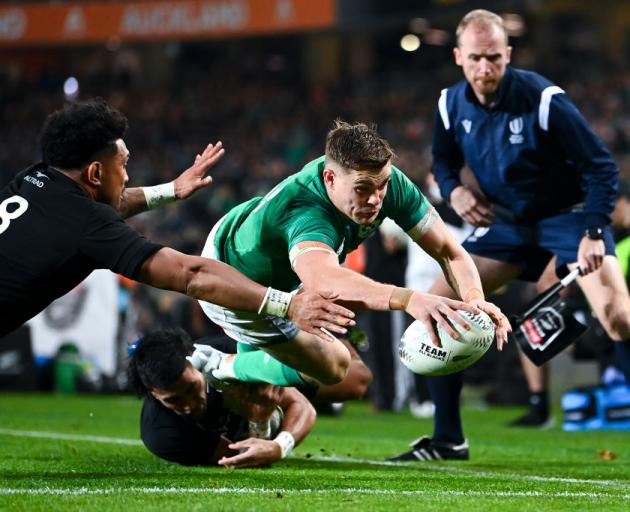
left=432, top=66, right=618, bottom=229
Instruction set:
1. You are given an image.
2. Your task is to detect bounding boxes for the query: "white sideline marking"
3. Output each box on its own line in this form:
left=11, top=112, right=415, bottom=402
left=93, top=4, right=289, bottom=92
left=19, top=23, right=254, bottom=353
left=0, top=429, right=142, bottom=446
left=0, top=429, right=627, bottom=491
left=0, top=487, right=628, bottom=499
left=314, top=455, right=630, bottom=490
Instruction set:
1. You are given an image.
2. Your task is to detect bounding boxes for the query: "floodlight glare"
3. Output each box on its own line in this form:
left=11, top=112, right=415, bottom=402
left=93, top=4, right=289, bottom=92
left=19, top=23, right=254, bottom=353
left=400, top=34, right=421, bottom=52
left=63, top=77, right=79, bottom=99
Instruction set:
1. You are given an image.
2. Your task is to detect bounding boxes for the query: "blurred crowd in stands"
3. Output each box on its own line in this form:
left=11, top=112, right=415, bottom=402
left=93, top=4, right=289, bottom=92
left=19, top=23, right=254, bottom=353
left=1, top=22, right=629, bottom=404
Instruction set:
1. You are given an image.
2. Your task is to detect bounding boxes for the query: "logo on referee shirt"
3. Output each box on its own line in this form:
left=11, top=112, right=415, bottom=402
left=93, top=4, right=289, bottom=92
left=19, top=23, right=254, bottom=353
left=467, top=227, right=489, bottom=242
left=461, top=119, right=472, bottom=134
left=509, top=117, right=524, bottom=144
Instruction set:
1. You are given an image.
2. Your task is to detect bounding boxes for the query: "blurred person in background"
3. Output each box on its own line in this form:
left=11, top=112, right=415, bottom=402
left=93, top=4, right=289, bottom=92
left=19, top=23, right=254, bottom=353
left=188, top=120, right=509, bottom=401
left=391, top=9, right=629, bottom=462
left=512, top=182, right=630, bottom=428
left=0, top=99, right=355, bottom=342
left=128, top=328, right=371, bottom=468
left=405, top=173, right=473, bottom=418
left=360, top=218, right=409, bottom=412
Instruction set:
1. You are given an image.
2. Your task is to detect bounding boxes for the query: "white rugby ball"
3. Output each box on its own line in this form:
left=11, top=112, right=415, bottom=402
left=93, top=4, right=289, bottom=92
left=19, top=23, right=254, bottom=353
left=399, top=310, right=496, bottom=376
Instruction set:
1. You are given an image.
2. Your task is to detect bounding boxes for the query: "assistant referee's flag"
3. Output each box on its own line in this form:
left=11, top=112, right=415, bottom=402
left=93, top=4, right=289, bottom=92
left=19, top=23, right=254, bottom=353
left=510, top=267, right=587, bottom=366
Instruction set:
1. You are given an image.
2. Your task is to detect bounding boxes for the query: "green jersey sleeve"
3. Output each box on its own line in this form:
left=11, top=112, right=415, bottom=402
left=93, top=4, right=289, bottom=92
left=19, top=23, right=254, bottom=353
left=282, top=202, right=343, bottom=252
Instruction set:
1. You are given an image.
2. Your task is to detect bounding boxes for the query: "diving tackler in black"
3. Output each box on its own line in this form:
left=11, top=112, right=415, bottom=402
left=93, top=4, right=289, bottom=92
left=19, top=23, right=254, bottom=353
left=510, top=267, right=586, bottom=366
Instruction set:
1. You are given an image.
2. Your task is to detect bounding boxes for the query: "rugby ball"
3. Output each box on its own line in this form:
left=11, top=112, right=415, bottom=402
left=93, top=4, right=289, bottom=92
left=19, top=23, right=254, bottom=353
left=399, top=310, right=495, bottom=376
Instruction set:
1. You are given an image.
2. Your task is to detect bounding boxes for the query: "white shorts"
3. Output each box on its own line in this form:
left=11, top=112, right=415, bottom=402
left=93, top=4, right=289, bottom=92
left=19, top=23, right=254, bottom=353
left=198, top=217, right=300, bottom=347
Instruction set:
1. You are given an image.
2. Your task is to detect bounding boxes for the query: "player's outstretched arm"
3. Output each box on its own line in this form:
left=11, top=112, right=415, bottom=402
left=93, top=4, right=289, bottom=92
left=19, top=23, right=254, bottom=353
left=119, top=142, right=225, bottom=218
left=138, top=247, right=355, bottom=337
left=414, top=215, right=511, bottom=348
left=293, top=240, right=479, bottom=347
left=218, top=388, right=316, bottom=468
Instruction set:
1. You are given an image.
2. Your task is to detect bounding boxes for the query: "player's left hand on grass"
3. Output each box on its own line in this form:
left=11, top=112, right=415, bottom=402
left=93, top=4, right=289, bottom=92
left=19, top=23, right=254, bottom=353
left=577, top=237, right=605, bottom=276
left=288, top=291, right=356, bottom=342
left=173, top=141, right=225, bottom=200
left=218, top=438, right=281, bottom=468
left=467, top=299, right=511, bottom=351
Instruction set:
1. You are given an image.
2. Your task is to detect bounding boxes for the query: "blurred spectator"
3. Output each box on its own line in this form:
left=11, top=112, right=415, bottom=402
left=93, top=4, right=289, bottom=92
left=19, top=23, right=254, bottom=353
left=1, top=15, right=627, bottom=367
left=360, top=219, right=409, bottom=411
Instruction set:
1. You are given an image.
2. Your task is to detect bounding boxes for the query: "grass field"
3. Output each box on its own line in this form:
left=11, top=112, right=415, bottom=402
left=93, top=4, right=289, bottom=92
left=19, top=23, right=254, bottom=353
left=0, top=393, right=628, bottom=511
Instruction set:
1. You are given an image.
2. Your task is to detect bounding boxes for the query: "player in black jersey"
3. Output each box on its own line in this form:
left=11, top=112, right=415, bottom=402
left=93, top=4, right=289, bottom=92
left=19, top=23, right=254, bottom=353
left=128, top=328, right=371, bottom=468
left=0, top=99, right=354, bottom=340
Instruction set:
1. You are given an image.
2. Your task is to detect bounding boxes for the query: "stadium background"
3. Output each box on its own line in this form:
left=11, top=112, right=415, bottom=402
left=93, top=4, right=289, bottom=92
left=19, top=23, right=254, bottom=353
left=1, top=0, right=629, bottom=398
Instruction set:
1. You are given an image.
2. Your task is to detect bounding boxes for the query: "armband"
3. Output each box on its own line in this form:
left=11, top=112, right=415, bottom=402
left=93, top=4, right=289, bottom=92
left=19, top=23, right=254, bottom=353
left=257, top=287, right=292, bottom=318
left=142, top=182, right=176, bottom=209
left=407, top=207, right=439, bottom=242
left=273, top=431, right=295, bottom=458
left=289, top=245, right=337, bottom=269
left=389, top=287, right=414, bottom=311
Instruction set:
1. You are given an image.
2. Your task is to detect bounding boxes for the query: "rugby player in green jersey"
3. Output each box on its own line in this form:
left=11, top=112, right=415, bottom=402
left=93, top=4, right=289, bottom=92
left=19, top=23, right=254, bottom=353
left=190, top=120, right=511, bottom=390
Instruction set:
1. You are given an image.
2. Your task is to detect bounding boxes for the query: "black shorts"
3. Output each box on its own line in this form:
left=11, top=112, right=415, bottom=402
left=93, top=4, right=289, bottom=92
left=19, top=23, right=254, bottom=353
left=462, top=210, right=616, bottom=281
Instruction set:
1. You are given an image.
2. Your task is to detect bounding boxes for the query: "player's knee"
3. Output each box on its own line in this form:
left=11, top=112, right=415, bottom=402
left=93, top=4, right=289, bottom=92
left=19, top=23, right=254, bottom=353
left=319, top=351, right=351, bottom=385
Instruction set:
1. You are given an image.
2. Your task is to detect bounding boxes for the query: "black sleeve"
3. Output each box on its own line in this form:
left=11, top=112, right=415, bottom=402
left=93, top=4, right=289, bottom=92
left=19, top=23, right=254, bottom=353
left=140, top=397, right=221, bottom=466
left=80, top=202, right=163, bottom=279
left=194, top=335, right=238, bottom=354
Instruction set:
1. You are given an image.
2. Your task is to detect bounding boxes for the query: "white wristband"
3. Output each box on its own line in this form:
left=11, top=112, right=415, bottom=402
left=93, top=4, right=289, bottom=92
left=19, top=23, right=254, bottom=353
left=257, top=287, right=292, bottom=318
left=142, top=182, right=176, bottom=209
left=273, top=431, right=295, bottom=459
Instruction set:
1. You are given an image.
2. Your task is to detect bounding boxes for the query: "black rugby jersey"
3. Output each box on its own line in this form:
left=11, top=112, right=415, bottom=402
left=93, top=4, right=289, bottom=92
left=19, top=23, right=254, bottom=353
left=0, top=164, right=162, bottom=337
left=140, top=389, right=247, bottom=466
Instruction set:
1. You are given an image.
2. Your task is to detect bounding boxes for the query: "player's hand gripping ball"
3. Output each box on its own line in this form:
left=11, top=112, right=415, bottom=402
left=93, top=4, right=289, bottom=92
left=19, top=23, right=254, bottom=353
left=399, top=310, right=495, bottom=376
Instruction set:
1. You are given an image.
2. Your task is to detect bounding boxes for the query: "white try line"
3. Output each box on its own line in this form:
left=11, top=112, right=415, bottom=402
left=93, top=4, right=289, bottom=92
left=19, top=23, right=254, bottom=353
left=0, top=429, right=627, bottom=491
left=0, top=428, right=142, bottom=446
left=314, top=455, right=630, bottom=490
left=0, top=487, right=628, bottom=499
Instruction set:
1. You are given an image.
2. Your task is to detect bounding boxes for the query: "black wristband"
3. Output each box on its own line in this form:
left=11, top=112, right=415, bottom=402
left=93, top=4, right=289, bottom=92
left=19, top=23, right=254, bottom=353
left=584, top=226, right=604, bottom=240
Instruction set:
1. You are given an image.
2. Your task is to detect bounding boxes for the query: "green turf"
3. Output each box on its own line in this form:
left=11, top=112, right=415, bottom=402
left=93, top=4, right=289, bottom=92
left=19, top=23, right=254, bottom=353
left=0, top=393, right=628, bottom=511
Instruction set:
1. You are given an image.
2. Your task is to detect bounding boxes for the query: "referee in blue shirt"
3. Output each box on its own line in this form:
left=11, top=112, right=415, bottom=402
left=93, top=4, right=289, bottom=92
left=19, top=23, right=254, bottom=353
left=391, top=9, right=630, bottom=461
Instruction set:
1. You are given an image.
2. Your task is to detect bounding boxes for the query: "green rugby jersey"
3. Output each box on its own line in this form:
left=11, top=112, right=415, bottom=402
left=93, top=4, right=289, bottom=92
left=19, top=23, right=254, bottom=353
left=214, top=156, right=431, bottom=291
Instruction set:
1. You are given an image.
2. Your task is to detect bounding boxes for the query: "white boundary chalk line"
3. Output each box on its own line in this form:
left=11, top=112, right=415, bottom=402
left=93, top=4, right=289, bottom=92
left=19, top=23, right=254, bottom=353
left=0, top=487, right=628, bottom=499
left=1, top=429, right=628, bottom=492
left=313, top=455, right=630, bottom=490
left=0, top=429, right=142, bottom=446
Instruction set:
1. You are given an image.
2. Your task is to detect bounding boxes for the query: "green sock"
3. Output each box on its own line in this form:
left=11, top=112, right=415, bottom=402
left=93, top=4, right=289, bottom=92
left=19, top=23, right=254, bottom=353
left=232, top=346, right=305, bottom=386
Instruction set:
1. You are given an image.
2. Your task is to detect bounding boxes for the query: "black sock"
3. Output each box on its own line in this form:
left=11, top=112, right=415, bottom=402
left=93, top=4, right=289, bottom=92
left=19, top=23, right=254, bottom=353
left=614, top=339, right=630, bottom=383
left=529, top=391, right=549, bottom=415
left=427, top=372, right=464, bottom=444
